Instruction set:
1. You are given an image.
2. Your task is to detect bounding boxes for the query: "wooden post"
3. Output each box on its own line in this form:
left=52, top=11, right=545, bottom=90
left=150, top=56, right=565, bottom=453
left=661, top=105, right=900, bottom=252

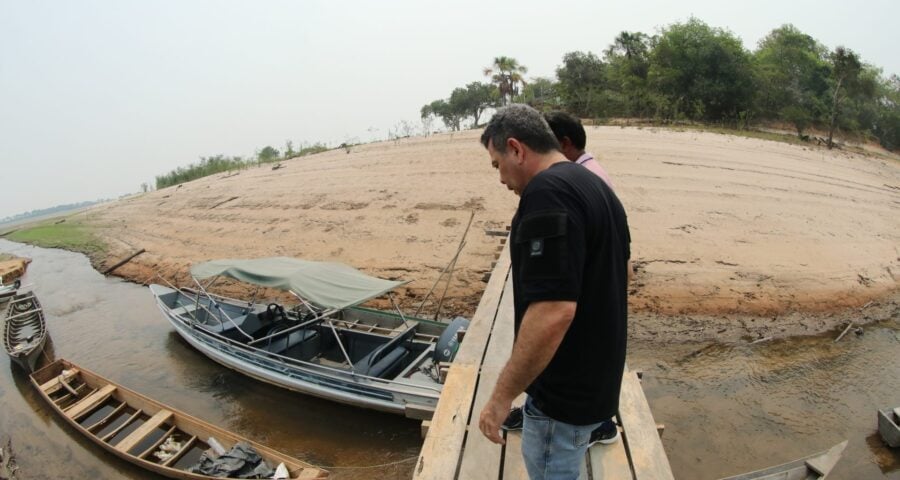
left=835, top=322, right=854, bottom=343
left=103, top=249, right=146, bottom=275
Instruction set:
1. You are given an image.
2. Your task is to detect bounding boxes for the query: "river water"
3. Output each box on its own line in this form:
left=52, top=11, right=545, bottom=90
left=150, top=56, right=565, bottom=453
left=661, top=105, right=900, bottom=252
left=0, top=239, right=897, bottom=479
left=0, top=240, right=421, bottom=479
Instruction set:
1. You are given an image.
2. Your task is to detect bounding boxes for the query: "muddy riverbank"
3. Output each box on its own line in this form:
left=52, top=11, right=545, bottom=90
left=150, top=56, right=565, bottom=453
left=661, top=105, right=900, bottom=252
left=29, top=127, right=895, bottom=343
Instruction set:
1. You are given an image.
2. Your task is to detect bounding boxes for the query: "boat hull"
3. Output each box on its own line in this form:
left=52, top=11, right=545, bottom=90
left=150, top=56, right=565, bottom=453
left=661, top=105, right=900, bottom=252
left=30, top=359, right=327, bottom=479
left=0, top=285, right=17, bottom=301
left=150, top=285, right=445, bottom=418
left=4, top=292, right=47, bottom=373
left=878, top=407, right=900, bottom=448
left=718, top=440, right=847, bottom=479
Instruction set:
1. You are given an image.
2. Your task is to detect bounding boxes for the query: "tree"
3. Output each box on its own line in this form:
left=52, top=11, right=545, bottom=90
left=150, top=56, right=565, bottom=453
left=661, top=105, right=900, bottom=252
left=825, top=47, right=865, bottom=148
left=604, top=32, right=654, bottom=117
left=606, top=31, right=651, bottom=74
left=421, top=99, right=463, bottom=131
left=284, top=140, right=296, bottom=158
left=873, top=75, right=900, bottom=151
left=450, top=82, right=497, bottom=127
left=555, top=51, right=608, bottom=117
left=257, top=146, right=280, bottom=164
left=483, top=56, right=528, bottom=105
left=753, top=25, right=829, bottom=137
left=516, top=77, right=561, bottom=111
left=648, top=18, right=754, bottom=122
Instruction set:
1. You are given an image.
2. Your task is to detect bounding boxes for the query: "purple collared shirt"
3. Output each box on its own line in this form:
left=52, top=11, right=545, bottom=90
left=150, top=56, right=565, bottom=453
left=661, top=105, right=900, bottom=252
left=575, top=152, right=615, bottom=190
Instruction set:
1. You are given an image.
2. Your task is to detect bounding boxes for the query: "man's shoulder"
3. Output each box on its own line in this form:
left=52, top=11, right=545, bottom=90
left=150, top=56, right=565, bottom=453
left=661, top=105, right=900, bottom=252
left=531, top=162, right=581, bottom=185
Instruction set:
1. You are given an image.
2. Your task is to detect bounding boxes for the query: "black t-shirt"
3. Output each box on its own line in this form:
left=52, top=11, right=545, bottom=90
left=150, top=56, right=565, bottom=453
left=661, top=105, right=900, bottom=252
left=511, top=161, right=630, bottom=425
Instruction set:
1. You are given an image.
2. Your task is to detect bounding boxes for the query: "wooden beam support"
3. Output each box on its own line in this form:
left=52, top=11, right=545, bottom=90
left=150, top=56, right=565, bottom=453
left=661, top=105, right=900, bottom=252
left=64, top=384, right=116, bottom=420
left=115, top=409, right=173, bottom=453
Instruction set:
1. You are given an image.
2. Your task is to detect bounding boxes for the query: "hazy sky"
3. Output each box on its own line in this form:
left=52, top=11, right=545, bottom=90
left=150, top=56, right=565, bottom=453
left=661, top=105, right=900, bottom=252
left=1, top=0, right=898, bottom=219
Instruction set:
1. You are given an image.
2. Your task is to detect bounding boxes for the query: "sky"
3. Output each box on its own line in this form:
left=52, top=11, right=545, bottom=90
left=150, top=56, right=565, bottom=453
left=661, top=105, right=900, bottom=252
left=1, top=0, right=898, bottom=219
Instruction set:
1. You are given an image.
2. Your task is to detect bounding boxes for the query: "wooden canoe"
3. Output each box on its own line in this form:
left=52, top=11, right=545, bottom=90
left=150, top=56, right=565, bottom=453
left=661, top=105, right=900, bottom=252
left=719, top=440, right=847, bottom=479
left=3, top=291, right=47, bottom=372
left=30, top=359, right=327, bottom=479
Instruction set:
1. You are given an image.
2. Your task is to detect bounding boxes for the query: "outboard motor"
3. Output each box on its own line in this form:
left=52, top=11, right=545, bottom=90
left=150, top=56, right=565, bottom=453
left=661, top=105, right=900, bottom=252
left=434, top=316, right=469, bottom=363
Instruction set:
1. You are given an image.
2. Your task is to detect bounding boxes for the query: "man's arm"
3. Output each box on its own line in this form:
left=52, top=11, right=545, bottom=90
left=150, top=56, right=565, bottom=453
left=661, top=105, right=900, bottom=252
left=478, top=299, right=576, bottom=444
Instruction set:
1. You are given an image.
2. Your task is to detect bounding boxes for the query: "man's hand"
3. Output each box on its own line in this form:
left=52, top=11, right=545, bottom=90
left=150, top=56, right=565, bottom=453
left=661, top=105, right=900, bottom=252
left=479, top=393, right=512, bottom=445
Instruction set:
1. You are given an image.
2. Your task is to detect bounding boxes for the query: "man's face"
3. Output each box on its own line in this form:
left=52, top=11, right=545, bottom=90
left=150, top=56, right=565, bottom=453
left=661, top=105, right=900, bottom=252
left=559, top=137, right=579, bottom=162
left=487, top=140, right=521, bottom=195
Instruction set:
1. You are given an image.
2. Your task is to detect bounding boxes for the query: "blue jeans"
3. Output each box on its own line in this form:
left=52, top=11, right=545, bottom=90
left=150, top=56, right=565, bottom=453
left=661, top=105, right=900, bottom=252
left=521, top=396, right=602, bottom=480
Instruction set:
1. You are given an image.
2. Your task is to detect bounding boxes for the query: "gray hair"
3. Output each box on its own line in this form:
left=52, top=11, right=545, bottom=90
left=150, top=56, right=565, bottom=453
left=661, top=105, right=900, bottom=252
left=480, top=104, right=560, bottom=154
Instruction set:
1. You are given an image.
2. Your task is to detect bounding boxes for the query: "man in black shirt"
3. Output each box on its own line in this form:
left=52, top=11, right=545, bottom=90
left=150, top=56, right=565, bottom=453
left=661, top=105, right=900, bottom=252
left=477, top=105, right=630, bottom=479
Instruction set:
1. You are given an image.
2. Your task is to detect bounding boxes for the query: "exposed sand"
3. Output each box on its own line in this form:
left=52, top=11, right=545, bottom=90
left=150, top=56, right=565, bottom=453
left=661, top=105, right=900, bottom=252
left=76, top=127, right=900, bottom=342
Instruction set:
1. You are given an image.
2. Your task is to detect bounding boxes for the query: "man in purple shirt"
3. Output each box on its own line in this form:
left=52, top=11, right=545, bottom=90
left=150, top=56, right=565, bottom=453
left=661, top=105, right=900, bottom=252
left=544, top=112, right=615, bottom=190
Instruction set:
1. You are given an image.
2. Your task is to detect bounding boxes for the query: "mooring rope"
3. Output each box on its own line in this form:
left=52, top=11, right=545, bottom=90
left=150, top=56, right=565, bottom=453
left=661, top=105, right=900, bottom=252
left=312, top=455, right=418, bottom=470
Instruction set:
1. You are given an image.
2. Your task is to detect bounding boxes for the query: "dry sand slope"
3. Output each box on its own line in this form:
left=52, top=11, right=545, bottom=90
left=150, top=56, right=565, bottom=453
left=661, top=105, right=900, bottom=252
left=81, top=127, right=900, bottom=341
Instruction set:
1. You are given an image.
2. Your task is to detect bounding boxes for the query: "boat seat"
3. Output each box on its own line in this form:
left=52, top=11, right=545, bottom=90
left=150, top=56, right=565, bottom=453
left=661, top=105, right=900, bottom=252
left=261, top=328, right=319, bottom=357
left=170, top=304, right=201, bottom=316
left=205, top=312, right=269, bottom=341
left=354, top=325, right=417, bottom=378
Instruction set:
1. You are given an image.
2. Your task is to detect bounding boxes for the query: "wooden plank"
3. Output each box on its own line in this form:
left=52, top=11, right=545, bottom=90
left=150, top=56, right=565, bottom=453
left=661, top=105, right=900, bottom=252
left=588, top=423, right=633, bottom=480
left=41, top=368, right=78, bottom=395
left=87, top=402, right=127, bottom=432
left=618, top=372, right=674, bottom=480
left=414, top=242, right=511, bottom=480
left=101, top=409, right=142, bottom=442
left=458, top=280, right=515, bottom=479
left=502, top=394, right=528, bottom=480
left=115, top=409, right=173, bottom=453
left=502, top=432, right=529, bottom=480
left=64, top=384, right=116, bottom=420
left=414, top=363, right=478, bottom=479
left=52, top=384, right=89, bottom=406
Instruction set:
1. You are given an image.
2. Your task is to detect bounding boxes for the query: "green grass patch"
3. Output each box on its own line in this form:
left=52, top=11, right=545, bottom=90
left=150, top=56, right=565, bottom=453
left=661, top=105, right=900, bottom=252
left=7, top=220, right=106, bottom=256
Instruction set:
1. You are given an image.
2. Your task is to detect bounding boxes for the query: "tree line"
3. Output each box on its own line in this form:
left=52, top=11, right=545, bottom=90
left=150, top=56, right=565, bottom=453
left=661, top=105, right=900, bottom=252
left=422, top=18, right=899, bottom=151
left=154, top=141, right=329, bottom=189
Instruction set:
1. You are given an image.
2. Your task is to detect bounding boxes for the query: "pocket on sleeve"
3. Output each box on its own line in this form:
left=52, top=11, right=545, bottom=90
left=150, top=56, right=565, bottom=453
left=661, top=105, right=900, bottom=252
left=515, top=210, right=569, bottom=279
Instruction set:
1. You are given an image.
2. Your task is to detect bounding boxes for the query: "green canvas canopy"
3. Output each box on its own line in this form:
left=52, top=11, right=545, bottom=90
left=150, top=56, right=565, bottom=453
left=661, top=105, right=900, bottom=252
left=190, top=257, right=408, bottom=310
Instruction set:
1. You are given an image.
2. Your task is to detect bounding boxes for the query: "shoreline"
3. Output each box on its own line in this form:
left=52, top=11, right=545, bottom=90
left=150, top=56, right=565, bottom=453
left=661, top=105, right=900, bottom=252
left=7, top=126, right=899, bottom=344
left=11, top=237, right=895, bottom=347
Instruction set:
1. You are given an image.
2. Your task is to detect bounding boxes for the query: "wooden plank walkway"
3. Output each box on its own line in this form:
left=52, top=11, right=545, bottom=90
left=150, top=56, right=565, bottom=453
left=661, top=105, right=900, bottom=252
left=415, top=242, right=674, bottom=479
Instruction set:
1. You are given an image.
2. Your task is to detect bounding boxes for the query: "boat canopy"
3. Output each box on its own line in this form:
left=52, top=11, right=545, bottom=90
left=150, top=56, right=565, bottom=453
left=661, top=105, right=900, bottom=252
left=190, top=257, right=408, bottom=310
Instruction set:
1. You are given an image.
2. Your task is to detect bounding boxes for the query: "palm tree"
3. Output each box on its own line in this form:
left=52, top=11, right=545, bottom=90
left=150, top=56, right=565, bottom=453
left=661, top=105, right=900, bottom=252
left=483, top=56, right=528, bottom=105
left=606, top=32, right=649, bottom=60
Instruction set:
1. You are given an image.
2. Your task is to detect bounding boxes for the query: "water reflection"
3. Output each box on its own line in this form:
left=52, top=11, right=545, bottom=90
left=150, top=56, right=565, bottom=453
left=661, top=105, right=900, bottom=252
left=631, top=321, right=900, bottom=480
